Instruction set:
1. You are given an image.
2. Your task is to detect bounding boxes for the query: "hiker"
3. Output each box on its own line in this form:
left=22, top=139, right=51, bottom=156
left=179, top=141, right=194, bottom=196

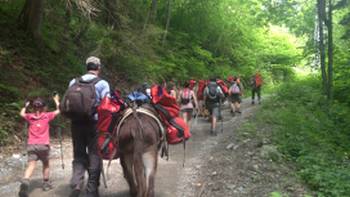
left=189, top=79, right=196, bottom=91
left=166, top=81, right=177, bottom=99
left=61, top=56, right=110, bottom=197
left=203, top=77, right=224, bottom=136
left=18, top=95, right=60, bottom=197
left=228, top=77, right=243, bottom=115
left=251, top=72, right=263, bottom=104
left=196, top=80, right=206, bottom=117
left=179, top=81, right=198, bottom=125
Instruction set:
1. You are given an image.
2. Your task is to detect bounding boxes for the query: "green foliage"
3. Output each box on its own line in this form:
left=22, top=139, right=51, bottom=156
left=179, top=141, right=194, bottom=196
left=256, top=77, right=350, bottom=196
left=0, top=84, right=20, bottom=104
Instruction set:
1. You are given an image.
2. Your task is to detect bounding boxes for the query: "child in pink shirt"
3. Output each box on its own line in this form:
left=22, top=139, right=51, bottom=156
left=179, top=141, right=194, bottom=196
left=18, top=95, right=60, bottom=197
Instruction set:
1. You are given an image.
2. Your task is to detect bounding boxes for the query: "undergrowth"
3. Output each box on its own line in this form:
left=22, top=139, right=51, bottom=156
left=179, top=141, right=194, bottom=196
left=255, top=76, right=350, bottom=196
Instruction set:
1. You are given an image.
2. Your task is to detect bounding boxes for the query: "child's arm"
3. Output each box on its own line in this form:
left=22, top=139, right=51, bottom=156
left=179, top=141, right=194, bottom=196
left=53, top=94, right=60, bottom=115
left=20, top=101, right=30, bottom=118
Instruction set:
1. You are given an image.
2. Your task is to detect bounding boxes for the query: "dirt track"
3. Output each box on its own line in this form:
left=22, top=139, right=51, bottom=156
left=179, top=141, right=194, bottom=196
left=0, top=98, right=309, bottom=197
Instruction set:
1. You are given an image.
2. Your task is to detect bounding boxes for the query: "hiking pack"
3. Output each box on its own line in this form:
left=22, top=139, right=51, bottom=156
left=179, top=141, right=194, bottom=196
left=60, top=77, right=101, bottom=120
left=255, top=74, right=263, bottom=88
left=197, top=80, right=206, bottom=100
left=207, top=83, right=220, bottom=102
left=180, top=89, right=191, bottom=105
left=216, top=79, right=229, bottom=96
left=230, top=83, right=241, bottom=94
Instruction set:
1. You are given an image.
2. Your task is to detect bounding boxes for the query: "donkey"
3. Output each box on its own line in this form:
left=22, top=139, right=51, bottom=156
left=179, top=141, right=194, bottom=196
left=115, top=105, right=165, bottom=197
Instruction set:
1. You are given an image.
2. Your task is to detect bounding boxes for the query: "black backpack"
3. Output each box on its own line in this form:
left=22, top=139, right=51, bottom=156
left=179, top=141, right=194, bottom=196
left=60, top=77, right=101, bottom=120
left=207, top=83, right=219, bottom=102
left=180, top=89, right=191, bottom=105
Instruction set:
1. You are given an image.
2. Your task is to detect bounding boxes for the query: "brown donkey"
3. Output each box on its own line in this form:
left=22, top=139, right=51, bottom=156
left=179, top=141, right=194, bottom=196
left=116, top=106, right=165, bottom=197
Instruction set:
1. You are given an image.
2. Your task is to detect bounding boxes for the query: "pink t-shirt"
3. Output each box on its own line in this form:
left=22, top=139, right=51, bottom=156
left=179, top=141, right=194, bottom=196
left=24, top=112, right=57, bottom=145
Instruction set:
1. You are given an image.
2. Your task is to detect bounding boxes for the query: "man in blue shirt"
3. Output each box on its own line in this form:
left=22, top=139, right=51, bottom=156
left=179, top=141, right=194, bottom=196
left=69, top=56, right=110, bottom=197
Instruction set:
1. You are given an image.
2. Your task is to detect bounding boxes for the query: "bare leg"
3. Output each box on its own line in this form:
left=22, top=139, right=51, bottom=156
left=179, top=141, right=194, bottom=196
left=42, top=160, right=49, bottom=180
left=234, top=102, right=241, bottom=112
left=24, top=161, right=36, bottom=179
left=211, top=116, right=217, bottom=135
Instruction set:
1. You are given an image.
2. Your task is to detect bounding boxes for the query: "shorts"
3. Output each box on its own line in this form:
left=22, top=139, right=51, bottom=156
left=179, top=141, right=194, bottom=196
left=208, top=106, right=220, bottom=118
left=230, top=94, right=241, bottom=103
left=27, top=144, right=50, bottom=162
left=181, top=108, right=193, bottom=116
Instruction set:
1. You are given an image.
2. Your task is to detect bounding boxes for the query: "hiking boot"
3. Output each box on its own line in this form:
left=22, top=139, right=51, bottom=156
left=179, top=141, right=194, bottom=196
left=235, top=110, right=242, bottom=114
left=210, top=129, right=217, bottom=136
left=42, top=180, right=53, bottom=191
left=251, top=101, right=255, bottom=105
left=18, top=179, right=29, bottom=197
left=69, top=189, right=81, bottom=197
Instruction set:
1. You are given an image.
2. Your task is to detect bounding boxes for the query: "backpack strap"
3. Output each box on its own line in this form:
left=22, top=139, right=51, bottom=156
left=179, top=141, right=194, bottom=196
left=78, top=76, right=102, bottom=84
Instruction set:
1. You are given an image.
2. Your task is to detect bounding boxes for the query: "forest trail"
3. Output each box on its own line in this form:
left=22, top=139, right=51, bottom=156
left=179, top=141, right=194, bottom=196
left=0, top=98, right=308, bottom=197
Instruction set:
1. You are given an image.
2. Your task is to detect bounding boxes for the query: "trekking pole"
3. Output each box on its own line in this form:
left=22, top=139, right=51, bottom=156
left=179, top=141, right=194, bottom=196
left=219, top=99, right=223, bottom=133
left=57, top=126, right=65, bottom=169
left=101, top=160, right=108, bottom=188
left=22, top=122, right=28, bottom=170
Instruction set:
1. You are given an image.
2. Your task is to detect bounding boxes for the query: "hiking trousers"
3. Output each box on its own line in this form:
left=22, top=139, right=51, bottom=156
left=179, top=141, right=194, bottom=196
left=70, top=120, right=101, bottom=194
left=252, top=86, right=261, bottom=101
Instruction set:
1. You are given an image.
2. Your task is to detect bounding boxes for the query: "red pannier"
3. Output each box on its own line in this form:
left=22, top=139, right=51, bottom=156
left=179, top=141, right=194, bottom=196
left=197, top=80, right=206, bottom=100
left=151, top=85, right=191, bottom=144
left=217, top=79, right=229, bottom=96
left=151, top=85, right=179, bottom=117
left=166, top=117, right=190, bottom=144
left=96, top=92, right=125, bottom=160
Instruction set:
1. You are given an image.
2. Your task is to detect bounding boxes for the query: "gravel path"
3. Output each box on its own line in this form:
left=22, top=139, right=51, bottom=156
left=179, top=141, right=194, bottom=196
left=0, top=98, right=309, bottom=197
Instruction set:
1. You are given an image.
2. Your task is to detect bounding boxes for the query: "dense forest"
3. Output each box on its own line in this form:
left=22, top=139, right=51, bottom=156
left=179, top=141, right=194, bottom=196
left=0, top=0, right=350, bottom=196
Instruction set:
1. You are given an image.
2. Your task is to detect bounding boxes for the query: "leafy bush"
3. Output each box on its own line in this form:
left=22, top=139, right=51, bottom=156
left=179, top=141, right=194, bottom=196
left=256, top=77, right=350, bottom=196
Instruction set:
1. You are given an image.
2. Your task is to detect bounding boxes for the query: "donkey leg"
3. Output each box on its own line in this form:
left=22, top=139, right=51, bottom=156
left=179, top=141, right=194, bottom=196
left=120, top=154, right=137, bottom=197
left=134, top=151, right=146, bottom=197
left=142, top=148, right=158, bottom=197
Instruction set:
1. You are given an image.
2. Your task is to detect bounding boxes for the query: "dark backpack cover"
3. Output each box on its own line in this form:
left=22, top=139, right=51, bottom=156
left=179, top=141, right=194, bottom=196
left=60, top=77, right=101, bottom=120
left=207, top=83, right=219, bottom=102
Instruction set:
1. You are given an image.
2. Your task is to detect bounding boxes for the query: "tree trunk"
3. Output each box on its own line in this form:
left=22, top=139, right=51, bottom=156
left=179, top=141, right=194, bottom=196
left=326, top=0, right=333, bottom=100
left=143, top=0, right=158, bottom=30
left=317, top=0, right=328, bottom=93
left=19, top=0, right=44, bottom=40
left=162, top=0, right=172, bottom=45
left=103, top=0, right=119, bottom=29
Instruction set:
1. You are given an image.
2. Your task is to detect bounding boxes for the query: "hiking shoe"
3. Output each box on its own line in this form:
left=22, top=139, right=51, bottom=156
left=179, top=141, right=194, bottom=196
left=251, top=101, right=255, bottom=105
left=69, top=189, right=81, bottom=197
left=42, top=180, right=53, bottom=191
left=235, top=110, right=242, bottom=114
left=18, top=179, right=29, bottom=197
left=210, top=129, right=217, bottom=136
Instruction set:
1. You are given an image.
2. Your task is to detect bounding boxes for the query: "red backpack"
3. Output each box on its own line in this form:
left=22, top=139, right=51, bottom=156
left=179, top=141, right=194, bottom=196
left=197, top=80, right=206, bottom=100
left=255, top=74, right=263, bottom=87
left=216, top=79, right=229, bottom=95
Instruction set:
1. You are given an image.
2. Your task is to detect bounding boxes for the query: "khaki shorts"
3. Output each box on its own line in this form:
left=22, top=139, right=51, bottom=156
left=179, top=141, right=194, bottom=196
left=27, top=144, right=50, bottom=162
